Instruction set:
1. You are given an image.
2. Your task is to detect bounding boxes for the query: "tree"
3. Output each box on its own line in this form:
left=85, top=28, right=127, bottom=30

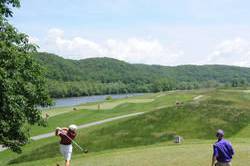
left=0, top=0, right=51, bottom=153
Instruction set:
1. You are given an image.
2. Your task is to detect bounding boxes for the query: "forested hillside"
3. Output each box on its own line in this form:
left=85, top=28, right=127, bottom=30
left=34, top=52, right=250, bottom=98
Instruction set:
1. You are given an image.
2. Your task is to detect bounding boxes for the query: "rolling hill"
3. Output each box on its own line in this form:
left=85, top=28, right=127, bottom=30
left=34, top=52, right=250, bottom=97
left=1, top=89, right=250, bottom=166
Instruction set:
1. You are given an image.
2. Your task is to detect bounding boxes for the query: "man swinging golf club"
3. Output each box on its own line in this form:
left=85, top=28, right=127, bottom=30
left=211, top=129, right=234, bottom=166
left=55, top=124, right=77, bottom=166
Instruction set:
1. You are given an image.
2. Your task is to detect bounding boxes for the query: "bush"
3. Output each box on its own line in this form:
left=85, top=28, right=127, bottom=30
left=106, top=96, right=113, bottom=100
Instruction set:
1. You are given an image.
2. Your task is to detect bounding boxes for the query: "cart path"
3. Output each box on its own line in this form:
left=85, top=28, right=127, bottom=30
left=0, top=94, right=200, bottom=152
left=0, top=112, right=145, bottom=152
left=31, top=112, right=145, bottom=141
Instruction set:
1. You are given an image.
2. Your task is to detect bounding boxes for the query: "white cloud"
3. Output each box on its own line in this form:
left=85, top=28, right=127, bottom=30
left=28, top=36, right=40, bottom=44
left=103, top=38, right=182, bottom=64
left=43, top=28, right=103, bottom=59
left=207, top=38, right=250, bottom=67
left=34, top=28, right=250, bottom=67
left=38, top=28, right=183, bottom=65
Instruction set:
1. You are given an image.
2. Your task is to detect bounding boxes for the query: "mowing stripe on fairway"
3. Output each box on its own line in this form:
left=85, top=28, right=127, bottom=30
left=31, top=112, right=145, bottom=140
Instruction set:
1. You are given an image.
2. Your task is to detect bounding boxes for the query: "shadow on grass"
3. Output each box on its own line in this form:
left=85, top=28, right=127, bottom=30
left=8, top=142, right=60, bottom=165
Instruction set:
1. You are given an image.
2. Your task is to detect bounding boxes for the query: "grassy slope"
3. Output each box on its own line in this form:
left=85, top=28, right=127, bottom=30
left=1, top=89, right=250, bottom=166
left=31, top=91, right=195, bottom=136
left=70, top=140, right=250, bottom=166
left=32, top=94, right=155, bottom=135
left=9, top=140, right=250, bottom=166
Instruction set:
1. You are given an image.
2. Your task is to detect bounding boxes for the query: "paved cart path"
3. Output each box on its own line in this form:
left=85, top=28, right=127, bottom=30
left=32, top=112, right=145, bottom=140
left=0, top=112, right=145, bottom=152
left=0, top=95, right=203, bottom=151
left=31, top=112, right=145, bottom=140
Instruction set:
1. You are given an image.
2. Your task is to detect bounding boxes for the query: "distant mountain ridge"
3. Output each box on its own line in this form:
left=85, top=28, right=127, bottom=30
left=34, top=52, right=250, bottom=97
left=34, top=52, right=250, bottom=83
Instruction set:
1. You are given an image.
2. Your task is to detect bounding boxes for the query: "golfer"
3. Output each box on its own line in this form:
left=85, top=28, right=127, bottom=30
left=55, top=124, right=77, bottom=166
left=211, top=129, right=234, bottom=166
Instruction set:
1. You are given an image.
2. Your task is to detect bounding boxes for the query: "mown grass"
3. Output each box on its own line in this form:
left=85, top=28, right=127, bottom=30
left=6, top=140, right=250, bottom=166
left=30, top=91, right=196, bottom=136
left=42, top=93, right=156, bottom=117
left=76, top=99, right=250, bottom=152
left=32, top=106, right=142, bottom=136
left=1, top=89, right=250, bottom=166
left=78, top=99, right=155, bottom=110
left=31, top=97, right=156, bottom=136
left=48, top=141, right=250, bottom=166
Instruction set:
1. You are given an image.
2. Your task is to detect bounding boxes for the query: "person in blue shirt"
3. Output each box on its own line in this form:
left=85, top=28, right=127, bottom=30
left=211, top=129, right=234, bottom=166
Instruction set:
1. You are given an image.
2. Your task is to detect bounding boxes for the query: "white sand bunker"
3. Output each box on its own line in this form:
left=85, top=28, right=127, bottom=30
left=193, top=95, right=204, bottom=100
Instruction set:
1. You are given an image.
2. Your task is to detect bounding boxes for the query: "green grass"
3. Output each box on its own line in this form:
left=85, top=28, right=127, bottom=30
left=63, top=141, right=250, bottom=166
left=1, top=88, right=250, bottom=166
left=32, top=107, right=141, bottom=136
left=31, top=91, right=196, bottom=136
left=78, top=98, right=155, bottom=110
left=32, top=95, right=156, bottom=136
left=42, top=93, right=156, bottom=117
left=5, top=140, right=250, bottom=166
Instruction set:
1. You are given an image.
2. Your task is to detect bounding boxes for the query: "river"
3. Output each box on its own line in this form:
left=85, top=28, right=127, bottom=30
left=51, top=93, right=143, bottom=108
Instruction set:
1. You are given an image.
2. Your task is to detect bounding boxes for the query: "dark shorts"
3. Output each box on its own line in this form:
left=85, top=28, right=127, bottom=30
left=215, top=162, right=232, bottom=166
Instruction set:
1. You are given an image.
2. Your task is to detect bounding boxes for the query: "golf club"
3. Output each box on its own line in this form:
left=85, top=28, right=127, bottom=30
left=60, top=130, right=88, bottom=153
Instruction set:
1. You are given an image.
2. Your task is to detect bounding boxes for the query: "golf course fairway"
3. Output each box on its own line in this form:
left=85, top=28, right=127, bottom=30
left=6, top=140, right=250, bottom=166
left=1, top=88, right=250, bottom=166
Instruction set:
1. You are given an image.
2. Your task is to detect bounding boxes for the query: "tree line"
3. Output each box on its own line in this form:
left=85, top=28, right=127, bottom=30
left=47, top=79, right=247, bottom=98
left=34, top=52, right=250, bottom=98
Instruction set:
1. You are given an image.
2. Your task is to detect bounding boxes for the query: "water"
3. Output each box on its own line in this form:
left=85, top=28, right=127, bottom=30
left=50, top=93, right=143, bottom=108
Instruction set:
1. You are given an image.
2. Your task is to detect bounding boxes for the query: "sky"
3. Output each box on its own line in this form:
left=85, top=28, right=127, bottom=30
left=9, top=0, right=250, bottom=67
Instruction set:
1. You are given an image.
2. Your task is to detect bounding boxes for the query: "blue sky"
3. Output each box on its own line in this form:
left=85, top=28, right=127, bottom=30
left=9, top=0, right=250, bottom=66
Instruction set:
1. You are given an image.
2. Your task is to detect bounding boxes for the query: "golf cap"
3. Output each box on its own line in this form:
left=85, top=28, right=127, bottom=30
left=216, top=129, right=224, bottom=136
left=69, top=124, right=77, bottom=131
